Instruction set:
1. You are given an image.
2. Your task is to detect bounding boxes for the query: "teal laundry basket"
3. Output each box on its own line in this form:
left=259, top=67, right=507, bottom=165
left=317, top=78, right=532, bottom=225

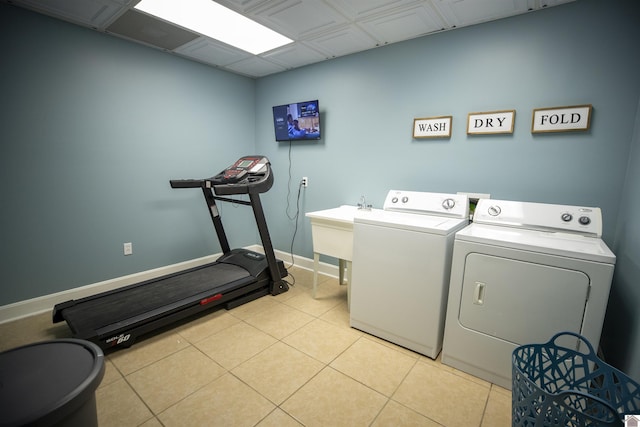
left=512, top=332, right=640, bottom=427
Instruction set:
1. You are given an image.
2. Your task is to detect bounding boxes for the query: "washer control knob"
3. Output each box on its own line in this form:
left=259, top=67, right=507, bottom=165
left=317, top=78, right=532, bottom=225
left=391, top=197, right=398, bottom=204
left=402, top=196, right=409, bottom=203
left=579, top=216, right=591, bottom=225
left=561, top=213, right=573, bottom=222
left=488, top=205, right=501, bottom=216
left=442, top=198, right=456, bottom=210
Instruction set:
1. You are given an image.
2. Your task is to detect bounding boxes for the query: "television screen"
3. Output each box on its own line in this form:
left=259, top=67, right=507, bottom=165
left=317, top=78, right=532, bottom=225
left=272, top=100, right=320, bottom=141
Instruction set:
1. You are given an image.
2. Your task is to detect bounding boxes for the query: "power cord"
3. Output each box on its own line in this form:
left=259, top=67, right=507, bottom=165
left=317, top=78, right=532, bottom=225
left=288, top=180, right=303, bottom=263
left=283, top=140, right=305, bottom=286
left=286, top=140, right=298, bottom=221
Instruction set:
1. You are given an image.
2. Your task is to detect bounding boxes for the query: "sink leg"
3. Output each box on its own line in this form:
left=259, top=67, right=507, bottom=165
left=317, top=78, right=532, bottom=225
left=313, top=252, right=320, bottom=298
left=346, top=260, right=352, bottom=311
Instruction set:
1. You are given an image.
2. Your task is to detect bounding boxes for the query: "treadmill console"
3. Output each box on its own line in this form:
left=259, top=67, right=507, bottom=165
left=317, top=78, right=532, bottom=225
left=170, top=155, right=273, bottom=195
left=211, top=155, right=272, bottom=195
left=212, top=156, right=268, bottom=185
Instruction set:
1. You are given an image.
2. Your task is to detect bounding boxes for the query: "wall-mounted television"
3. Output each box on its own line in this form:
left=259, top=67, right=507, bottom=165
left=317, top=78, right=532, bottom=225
left=272, top=100, right=320, bottom=141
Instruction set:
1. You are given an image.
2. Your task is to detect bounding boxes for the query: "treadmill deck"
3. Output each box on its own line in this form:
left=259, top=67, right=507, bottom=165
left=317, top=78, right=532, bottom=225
left=59, top=262, right=252, bottom=338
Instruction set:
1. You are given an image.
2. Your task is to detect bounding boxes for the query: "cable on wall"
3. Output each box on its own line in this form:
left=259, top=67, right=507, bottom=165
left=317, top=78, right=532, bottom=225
left=284, top=140, right=304, bottom=285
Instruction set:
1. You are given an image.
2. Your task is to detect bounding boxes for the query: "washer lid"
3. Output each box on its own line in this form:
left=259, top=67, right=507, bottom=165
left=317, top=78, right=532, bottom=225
left=456, top=223, right=616, bottom=263
left=355, top=209, right=469, bottom=234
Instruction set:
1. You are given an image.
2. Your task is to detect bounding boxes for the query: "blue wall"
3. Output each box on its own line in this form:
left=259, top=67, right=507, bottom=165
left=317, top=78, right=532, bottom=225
left=1, top=0, right=639, bottom=380
left=255, top=0, right=639, bottom=257
left=602, top=96, right=640, bottom=379
left=0, top=4, right=257, bottom=305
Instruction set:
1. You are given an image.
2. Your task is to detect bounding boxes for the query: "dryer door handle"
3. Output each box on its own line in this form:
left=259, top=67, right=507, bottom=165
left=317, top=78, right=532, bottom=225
left=473, top=282, right=485, bottom=305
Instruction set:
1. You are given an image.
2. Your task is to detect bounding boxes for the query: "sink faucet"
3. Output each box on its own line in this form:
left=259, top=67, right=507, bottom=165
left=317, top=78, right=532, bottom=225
left=358, top=195, right=372, bottom=210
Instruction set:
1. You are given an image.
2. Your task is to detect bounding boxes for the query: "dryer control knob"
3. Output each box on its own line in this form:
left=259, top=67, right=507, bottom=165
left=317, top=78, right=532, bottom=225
left=391, top=197, right=398, bottom=204
left=561, top=213, right=573, bottom=222
left=488, top=205, right=501, bottom=216
left=402, top=196, right=409, bottom=203
left=442, top=198, right=456, bottom=210
left=579, top=216, right=591, bottom=225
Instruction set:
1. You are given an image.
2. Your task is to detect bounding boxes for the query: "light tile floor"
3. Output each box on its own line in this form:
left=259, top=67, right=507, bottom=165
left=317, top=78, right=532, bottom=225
left=0, top=266, right=512, bottom=427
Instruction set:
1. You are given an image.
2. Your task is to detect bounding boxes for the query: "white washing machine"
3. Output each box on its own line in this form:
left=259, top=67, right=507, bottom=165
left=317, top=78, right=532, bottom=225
left=350, top=190, right=469, bottom=358
left=441, top=199, right=616, bottom=389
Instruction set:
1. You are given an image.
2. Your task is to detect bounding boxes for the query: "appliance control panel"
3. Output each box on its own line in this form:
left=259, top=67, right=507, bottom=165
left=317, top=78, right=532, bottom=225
left=383, top=190, right=469, bottom=219
left=473, top=199, right=603, bottom=237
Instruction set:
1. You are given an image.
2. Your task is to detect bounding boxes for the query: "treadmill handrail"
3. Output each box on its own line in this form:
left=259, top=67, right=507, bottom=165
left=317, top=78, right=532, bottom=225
left=170, top=179, right=204, bottom=189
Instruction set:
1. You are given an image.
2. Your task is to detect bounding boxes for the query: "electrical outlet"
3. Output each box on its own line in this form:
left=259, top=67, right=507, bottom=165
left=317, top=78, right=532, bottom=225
left=302, top=177, right=308, bottom=187
left=123, top=242, right=133, bottom=256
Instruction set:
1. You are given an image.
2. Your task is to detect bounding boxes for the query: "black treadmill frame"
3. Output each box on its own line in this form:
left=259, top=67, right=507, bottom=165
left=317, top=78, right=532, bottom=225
left=53, top=156, right=288, bottom=350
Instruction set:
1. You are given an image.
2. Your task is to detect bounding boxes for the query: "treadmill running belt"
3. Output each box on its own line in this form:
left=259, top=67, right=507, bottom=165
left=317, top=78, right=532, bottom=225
left=61, top=263, right=250, bottom=334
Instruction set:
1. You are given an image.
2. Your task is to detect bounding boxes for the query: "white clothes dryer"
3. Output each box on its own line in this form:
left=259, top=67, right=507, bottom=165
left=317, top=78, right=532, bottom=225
left=350, top=190, right=469, bottom=358
left=441, top=199, right=616, bottom=389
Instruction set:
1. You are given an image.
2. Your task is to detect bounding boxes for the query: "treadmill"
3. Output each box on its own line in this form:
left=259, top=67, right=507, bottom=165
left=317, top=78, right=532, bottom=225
left=53, top=155, right=288, bottom=350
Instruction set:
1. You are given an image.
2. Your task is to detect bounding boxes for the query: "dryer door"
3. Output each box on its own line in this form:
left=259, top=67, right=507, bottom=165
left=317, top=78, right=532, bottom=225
left=458, top=253, right=590, bottom=345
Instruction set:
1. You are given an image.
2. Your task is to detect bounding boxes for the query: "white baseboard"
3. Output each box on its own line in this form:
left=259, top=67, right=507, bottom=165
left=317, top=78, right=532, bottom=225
left=0, top=247, right=340, bottom=324
left=253, top=245, right=340, bottom=279
left=0, top=254, right=220, bottom=324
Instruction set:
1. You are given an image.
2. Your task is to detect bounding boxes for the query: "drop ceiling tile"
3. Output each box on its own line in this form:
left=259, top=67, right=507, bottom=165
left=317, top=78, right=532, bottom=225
left=432, top=0, right=531, bottom=28
left=214, top=0, right=273, bottom=13
left=17, top=0, right=131, bottom=29
left=175, top=37, right=252, bottom=67
left=304, top=25, right=378, bottom=59
left=323, top=0, right=417, bottom=20
left=359, top=3, right=446, bottom=44
left=225, top=56, right=287, bottom=78
left=249, top=0, right=350, bottom=39
left=261, top=42, right=327, bottom=69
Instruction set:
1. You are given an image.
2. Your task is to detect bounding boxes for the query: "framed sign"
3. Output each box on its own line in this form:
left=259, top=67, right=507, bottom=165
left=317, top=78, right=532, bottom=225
left=413, top=116, right=452, bottom=138
left=531, top=104, right=592, bottom=133
left=467, top=110, right=515, bottom=135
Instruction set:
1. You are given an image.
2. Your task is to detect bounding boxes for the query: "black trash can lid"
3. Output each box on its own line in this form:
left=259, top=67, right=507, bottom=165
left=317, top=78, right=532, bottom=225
left=0, top=338, right=105, bottom=427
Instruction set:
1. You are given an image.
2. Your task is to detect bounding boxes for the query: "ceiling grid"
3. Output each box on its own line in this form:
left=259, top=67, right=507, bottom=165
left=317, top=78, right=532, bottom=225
left=3, top=0, right=575, bottom=77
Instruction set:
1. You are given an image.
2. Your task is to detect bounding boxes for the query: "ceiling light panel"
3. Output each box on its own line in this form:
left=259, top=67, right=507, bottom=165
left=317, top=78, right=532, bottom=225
left=134, top=0, right=293, bottom=55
